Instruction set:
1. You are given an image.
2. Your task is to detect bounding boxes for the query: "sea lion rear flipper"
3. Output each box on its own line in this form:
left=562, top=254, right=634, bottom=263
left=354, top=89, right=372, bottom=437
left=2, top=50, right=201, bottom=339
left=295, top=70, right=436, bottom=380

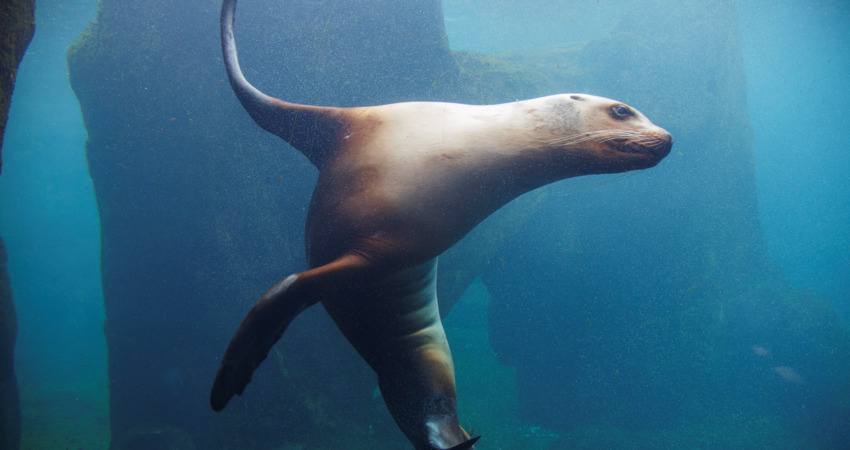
left=444, top=436, right=481, bottom=450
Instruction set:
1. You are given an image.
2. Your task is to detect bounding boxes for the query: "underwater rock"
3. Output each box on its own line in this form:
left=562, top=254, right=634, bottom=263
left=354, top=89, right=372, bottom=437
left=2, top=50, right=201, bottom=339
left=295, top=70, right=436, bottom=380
left=0, top=0, right=35, bottom=170
left=0, top=239, right=21, bottom=450
left=0, top=1, right=35, bottom=448
left=68, top=0, right=476, bottom=447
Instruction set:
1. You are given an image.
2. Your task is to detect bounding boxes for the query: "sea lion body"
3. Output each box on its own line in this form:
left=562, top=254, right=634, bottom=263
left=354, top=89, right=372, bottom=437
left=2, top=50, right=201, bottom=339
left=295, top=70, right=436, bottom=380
left=212, top=1, right=672, bottom=449
left=309, top=96, right=666, bottom=266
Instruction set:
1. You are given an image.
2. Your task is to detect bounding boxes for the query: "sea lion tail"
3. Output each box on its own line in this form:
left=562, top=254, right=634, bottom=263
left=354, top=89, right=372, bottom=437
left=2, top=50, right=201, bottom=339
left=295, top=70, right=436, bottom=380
left=210, top=274, right=311, bottom=411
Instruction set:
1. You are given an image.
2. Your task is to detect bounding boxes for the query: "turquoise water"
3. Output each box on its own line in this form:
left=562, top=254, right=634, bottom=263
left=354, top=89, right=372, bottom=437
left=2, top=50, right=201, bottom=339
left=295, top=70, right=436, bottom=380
left=0, top=0, right=847, bottom=448
left=441, top=0, right=850, bottom=325
left=0, top=0, right=107, bottom=447
left=739, top=1, right=850, bottom=322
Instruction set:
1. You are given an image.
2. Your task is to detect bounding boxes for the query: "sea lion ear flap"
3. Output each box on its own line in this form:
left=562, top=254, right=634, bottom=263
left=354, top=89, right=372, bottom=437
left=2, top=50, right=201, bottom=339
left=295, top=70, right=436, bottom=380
left=444, top=435, right=481, bottom=450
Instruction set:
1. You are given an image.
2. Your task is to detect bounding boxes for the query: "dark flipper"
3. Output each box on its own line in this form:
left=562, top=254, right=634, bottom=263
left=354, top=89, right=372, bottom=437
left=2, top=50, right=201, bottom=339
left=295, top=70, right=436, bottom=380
left=445, top=436, right=481, bottom=450
left=210, top=274, right=309, bottom=411
left=211, top=254, right=369, bottom=411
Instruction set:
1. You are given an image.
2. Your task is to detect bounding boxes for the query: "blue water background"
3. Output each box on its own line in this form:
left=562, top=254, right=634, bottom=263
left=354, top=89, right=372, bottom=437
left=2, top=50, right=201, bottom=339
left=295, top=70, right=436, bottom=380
left=739, top=1, right=850, bottom=321
left=441, top=0, right=850, bottom=322
left=0, top=0, right=847, bottom=447
left=0, top=0, right=107, bottom=446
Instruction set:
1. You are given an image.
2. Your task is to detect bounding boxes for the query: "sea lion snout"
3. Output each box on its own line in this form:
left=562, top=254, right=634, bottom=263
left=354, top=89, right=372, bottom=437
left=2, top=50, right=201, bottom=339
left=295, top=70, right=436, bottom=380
left=637, top=129, right=673, bottom=168
left=599, top=126, right=672, bottom=169
left=656, top=130, right=673, bottom=157
left=643, top=129, right=673, bottom=159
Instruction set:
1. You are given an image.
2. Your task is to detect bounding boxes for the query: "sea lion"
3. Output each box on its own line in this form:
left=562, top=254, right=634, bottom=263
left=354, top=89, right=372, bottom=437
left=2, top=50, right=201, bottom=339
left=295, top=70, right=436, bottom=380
left=211, top=1, right=672, bottom=449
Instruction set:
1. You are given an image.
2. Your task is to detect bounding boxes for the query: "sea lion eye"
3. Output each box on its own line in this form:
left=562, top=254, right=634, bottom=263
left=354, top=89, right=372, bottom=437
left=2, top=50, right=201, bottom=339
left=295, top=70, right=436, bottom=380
left=611, top=104, right=633, bottom=118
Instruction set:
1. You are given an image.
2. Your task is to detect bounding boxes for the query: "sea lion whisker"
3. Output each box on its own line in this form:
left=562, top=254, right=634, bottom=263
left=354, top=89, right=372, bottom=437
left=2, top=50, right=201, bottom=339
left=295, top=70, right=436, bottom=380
left=545, top=133, right=594, bottom=145
left=546, top=131, right=615, bottom=146
left=554, top=136, right=599, bottom=146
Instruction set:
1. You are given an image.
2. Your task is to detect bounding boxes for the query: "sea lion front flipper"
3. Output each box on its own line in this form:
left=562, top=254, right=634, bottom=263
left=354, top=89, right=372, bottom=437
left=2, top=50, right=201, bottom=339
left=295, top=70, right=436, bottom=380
left=210, top=254, right=369, bottom=411
left=210, top=274, right=307, bottom=411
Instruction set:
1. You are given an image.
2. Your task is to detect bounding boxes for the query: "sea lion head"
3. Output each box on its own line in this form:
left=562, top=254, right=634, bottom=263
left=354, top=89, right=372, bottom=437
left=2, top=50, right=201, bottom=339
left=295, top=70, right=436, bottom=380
left=544, top=94, right=673, bottom=174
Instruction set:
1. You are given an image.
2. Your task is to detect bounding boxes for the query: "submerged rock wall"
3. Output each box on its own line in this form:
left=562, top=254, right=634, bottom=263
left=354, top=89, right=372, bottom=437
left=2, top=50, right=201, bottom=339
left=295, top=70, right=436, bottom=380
left=0, top=240, right=20, bottom=450
left=68, top=1, right=468, bottom=447
left=0, top=1, right=36, bottom=448
left=67, top=0, right=848, bottom=447
left=0, top=0, right=35, bottom=172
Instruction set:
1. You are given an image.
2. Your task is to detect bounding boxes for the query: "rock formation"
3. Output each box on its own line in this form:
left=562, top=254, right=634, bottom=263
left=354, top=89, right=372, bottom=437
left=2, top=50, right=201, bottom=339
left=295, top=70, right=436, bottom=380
left=0, top=1, right=35, bottom=448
